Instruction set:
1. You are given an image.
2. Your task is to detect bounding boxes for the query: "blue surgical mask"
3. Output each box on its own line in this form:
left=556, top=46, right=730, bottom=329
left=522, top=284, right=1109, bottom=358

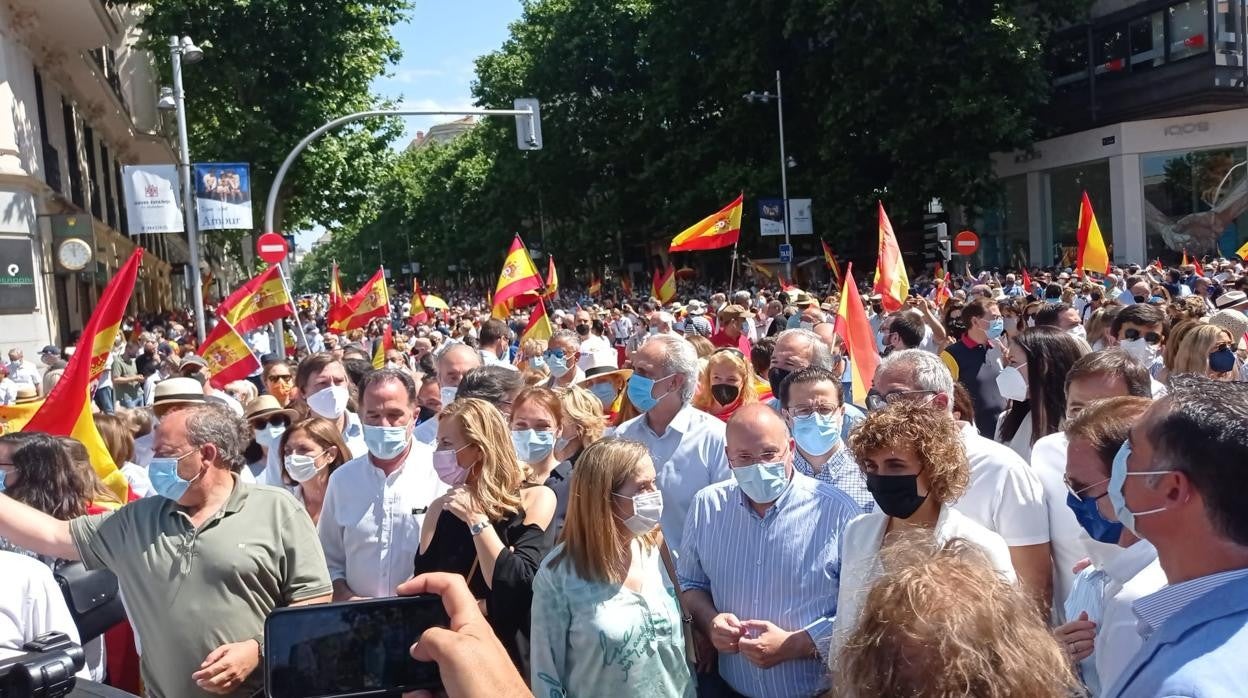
left=529, top=355, right=547, bottom=371
left=1065, top=492, right=1124, bottom=545
left=985, top=318, right=1005, bottom=339
left=511, top=428, right=556, bottom=464
left=732, top=461, right=789, bottom=504
left=1107, top=441, right=1169, bottom=535
left=627, top=373, right=669, bottom=413
left=149, top=451, right=200, bottom=501
left=547, top=355, right=570, bottom=378
left=790, top=412, right=841, bottom=456
left=1209, top=347, right=1236, bottom=374
left=0, top=470, right=7, bottom=493
left=588, top=381, right=618, bottom=407
left=362, top=424, right=410, bottom=460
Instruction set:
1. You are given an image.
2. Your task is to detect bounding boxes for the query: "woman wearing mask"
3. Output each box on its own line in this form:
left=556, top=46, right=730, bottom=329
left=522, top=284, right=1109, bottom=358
left=691, top=350, right=759, bottom=422
left=508, top=387, right=563, bottom=486
left=832, top=401, right=1014, bottom=660
left=263, top=360, right=296, bottom=406
left=546, top=386, right=608, bottom=537
left=578, top=369, right=632, bottom=424
left=418, top=397, right=557, bottom=672
left=996, top=327, right=1088, bottom=460
left=530, top=438, right=694, bottom=697
left=294, top=353, right=366, bottom=458
left=243, top=396, right=296, bottom=485
left=278, top=418, right=348, bottom=524
left=1170, top=323, right=1238, bottom=381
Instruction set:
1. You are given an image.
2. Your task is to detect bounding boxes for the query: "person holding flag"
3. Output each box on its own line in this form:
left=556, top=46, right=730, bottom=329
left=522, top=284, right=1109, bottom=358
left=492, top=235, right=544, bottom=320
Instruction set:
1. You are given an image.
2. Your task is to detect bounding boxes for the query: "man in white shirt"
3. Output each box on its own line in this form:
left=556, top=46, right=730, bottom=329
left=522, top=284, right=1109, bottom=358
left=476, top=319, right=517, bottom=371
left=613, top=334, right=731, bottom=551
left=246, top=329, right=272, bottom=356
left=319, top=369, right=448, bottom=600
left=5, top=349, right=40, bottom=391
left=0, top=551, right=92, bottom=680
left=872, top=349, right=1053, bottom=612
left=413, top=344, right=482, bottom=445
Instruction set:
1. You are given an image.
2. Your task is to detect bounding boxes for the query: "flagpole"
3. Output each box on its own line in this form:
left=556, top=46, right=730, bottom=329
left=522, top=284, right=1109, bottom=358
left=728, top=243, right=738, bottom=296
left=275, top=265, right=312, bottom=353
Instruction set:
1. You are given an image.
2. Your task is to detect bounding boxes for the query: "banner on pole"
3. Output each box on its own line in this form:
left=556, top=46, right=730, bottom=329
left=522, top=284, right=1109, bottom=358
left=122, top=165, right=183, bottom=234
left=789, top=199, right=813, bottom=236
left=758, top=199, right=785, bottom=237
left=193, top=163, right=254, bottom=231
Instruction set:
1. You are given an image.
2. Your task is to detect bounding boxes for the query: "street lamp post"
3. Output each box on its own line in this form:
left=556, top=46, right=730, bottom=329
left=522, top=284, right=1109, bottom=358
left=166, top=36, right=207, bottom=343
left=745, top=70, right=792, bottom=278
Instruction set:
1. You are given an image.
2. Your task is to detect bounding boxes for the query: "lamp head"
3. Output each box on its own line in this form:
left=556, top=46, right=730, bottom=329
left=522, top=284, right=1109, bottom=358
left=157, top=86, right=176, bottom=111
left=179, top=36, right=204, bottom=64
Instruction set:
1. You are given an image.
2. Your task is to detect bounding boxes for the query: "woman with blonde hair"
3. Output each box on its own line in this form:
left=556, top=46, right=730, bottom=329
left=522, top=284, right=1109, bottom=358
left=517, top=337, right=550, bottom=385
left=507, top=386, right=564, bottom=486
left=223, top=379, right=258, bottom=406
left=833, top=401, right=1014, bottom=658
left=546, top=385, right=609, bottom=538
left=277, top=417, right=349, bottom=523
left=94, top=413, right=153, bottom=497
left=530, top=438, right=694, bottom=697
left=417, top=397, right=557, bottom=671
left=691, top=349, right=759, bottom=422
left=831, top=536, right=1080, bottom=698
left=1170, top=322, right=1237, bottom=381
left=685, top=334, right=714, bottom=359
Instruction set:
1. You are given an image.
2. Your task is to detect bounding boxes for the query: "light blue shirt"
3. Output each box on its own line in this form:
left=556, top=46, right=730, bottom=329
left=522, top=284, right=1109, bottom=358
left=614, top=405, right=731, bottom=552
left=791, top=446, right=874, bottom=513
left=1065, top=565, right=1110, bottom=695
left=530, top=541, right=695, bottom=698
left=677, top=473, right=858, bottom=698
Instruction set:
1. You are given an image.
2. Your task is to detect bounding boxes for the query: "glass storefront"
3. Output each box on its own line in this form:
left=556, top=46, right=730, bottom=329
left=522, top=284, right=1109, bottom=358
left=1142, top=146, right=1248, bottom=262
left=1046, top=161, right=1113, bottom=267
left=977, top=176, right=1030, bottom=269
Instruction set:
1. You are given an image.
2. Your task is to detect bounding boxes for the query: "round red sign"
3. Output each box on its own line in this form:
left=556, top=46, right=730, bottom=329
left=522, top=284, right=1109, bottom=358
left=953, top=230, right=980, bottom=256
left=256, top=232, right=289, bottom=264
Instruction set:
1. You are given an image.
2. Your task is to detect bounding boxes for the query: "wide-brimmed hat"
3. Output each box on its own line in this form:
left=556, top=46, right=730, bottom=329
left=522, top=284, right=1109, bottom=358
left=1216, top=290, right=1248, bottom=310
left=243, top=395, right=299, bottom=426
left=14, top=385, right=39, bottom=404
left=791, top=291, right=815, bottom=307
left=577, top=367, right=632, bottom=392
left=1209, top=309, right=1248, bottom=344
left=687, top=299, right=707, bottom=316
left=151, top=377, right=207, bottom=416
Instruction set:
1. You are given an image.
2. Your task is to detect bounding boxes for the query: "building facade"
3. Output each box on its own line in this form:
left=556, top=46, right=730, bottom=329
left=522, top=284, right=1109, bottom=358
left=979, top=0, right=1248, bottom=269
left=0, top=1, right=186, bottom=357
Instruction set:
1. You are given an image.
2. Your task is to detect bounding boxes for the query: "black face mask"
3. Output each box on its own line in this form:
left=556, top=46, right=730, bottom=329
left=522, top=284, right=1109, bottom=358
left=710, top=383, right=741, bottom=406
left=417, top=405, right=437, bottom=424
left=767, top=367, right=791, bottom=397
left=575, top=323, right=590, bottom=336
left=865, top=473, right=927, bottom=519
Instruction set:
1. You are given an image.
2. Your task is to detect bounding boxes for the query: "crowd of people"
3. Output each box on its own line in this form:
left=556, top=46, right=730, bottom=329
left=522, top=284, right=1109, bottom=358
left=1, top=256, right=1247, bottom=698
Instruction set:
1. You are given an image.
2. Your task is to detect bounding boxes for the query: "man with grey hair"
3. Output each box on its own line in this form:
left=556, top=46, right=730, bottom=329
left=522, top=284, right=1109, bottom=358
left=871, top=349, right=1053, bottom=613
left=0, top=402, right=332, bottom=696
left=615, top=334, right=731, bottom=553
left=458, top=365, right=526, bottom=420
left=414, top=343, right=483, bottom=445
left=542, top=329, right=585, bottom=389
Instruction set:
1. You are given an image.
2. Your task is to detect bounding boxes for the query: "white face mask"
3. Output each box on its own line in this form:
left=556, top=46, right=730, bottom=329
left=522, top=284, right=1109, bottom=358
left=1120, top=338, right=1159, bottom=366
left=439, top=386, right=458, bottom=407
left=254, top=424, right=286, bottom=449
left=284, top=452, right=326, bottom=483
left=1067, top=325, right=1087, bottom=341
left=307, top=384, right=349, bottom=420
left=995, top=365, right=1028, bottom=402
left=613, top=490, right=663, bottom=535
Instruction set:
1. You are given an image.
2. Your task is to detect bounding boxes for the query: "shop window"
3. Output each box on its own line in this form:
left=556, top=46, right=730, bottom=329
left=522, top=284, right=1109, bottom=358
left=1051, top=34, right=1089, bottom=89
left=1129, top=12, right=1166, bottom=71
left=978, top=176, right=1031, bottom=269
left=1095, top=27, right=1130, bottom=78
left=1216, top=0, right=1242, bottom=63
left=1169, top=1, right=1210, bottom=61
left=1142, top=147, right=1248, bottom=263
left=1046, top=162, right=1112, bottom=267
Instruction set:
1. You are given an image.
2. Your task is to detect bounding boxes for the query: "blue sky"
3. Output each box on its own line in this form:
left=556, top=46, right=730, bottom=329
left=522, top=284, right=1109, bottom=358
left=296, top=0, right=522, bottom=247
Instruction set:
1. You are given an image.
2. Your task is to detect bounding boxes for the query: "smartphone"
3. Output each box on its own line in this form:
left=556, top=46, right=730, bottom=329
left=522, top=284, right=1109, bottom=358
left=264, top=595, right=449, bottom=698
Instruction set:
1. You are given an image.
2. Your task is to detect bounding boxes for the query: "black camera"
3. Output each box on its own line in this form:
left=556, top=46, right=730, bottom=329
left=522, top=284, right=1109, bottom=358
left=0, top=631, right=83, bottom=698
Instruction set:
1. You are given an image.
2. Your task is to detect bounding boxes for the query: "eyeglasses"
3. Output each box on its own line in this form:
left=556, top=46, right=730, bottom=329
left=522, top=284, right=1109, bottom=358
left=713, top=347, right=746, bottom=359
left=1064, top=476, right=1110, bottom=503
left=543, top=349, right=566, bottom=361
left=788, top=404, right=840, bottom=419
left=866, top=389, right=936, bottom=412
left=267, top=374, right=293, bottom=383
left=1121, top=329, right=1163, bottom=345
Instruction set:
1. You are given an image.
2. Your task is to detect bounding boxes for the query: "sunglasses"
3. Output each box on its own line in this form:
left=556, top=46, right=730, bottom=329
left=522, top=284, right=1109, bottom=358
left=1121, top=329, right=1162, bottom=345
left=267, top=374, right=293, bottom=383
left=251, top=416, right=290, bottom=430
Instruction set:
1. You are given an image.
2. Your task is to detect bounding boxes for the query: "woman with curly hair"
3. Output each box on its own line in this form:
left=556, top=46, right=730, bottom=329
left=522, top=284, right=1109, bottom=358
left=832, top=401, right=1015, bottom=659
left=830, top=536, right=1079, bottom=698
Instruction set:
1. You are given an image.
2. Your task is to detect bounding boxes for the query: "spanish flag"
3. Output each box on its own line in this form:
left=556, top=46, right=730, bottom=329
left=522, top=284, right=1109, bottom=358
left=24, top=248, right=142, bottom=501
left=588, top=275, right=602, bottom=297
left=834, top=263, right=880, bottom=407
left=0, top=400, right=42, bottom=436
left=748, top=258, right=775, bottom=280
left=200, top=317, right=261, bottom=389
left=872, top=202, right=910, bottom=313
left=1236, top=240, right=1248, bottom=261
left=410, top=278, right=428, bottom=324
left=217, top=265, right=292, bottom=334
left=652, top=265, right=676, bottom=303
left=1021, top=267, right=1033, bottom=295
left=342, top=268, right=391, bottom=331
left=821, top=240, right=842, bottom=285
left=669, top=194, right=744, bottom=252
left=620, top=274, right=633, bottom=298
left=372, top=323, right=394, bottom=369
left=522, top=298, right=554, bottom=343
left=545, top=256, right=559, bottom=299
left=492, top=235, right=543, bottom=319
left=1076, top=191, right=1110, bottom=277
left=328, top=263, right=352, bottom=332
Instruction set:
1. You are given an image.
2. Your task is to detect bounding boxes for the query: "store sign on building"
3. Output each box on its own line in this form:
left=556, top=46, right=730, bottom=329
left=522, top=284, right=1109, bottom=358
left=1164, top=121, right=1209, bottom=137
left=0, top=238, right=37, bottom=313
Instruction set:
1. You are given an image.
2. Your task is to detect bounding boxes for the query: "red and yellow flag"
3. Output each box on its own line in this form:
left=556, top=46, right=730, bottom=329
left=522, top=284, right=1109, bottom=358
left=748, top=258, right=775, bottom=280
left=372, top=323, right=394, bottom=369
left=652, top=265, right=676, bottom=303
left=545, top=256, right=559, bottom=299
left=588, top=275, right=602, bottom=297
left=492, top=235, right=543, bottom=319
left=620, top=274, right=633, bottom=297
left=217, top=265, right=292, bottom=334
left=522, top=298, right=554, bottom=343
left=834, top=263, right=881, bottom=406
left=342, top=268, right=390, bottom=331
left=872, top=202, right=910, bottom=313
left=779, top=275, right=798, bottom=293
left=328, top=263, right=353, bottom=332
left=201, top=318, right=261, bottom=389
left=821, top=240, right=842, bottom=285
left=1076, top=191, right=1110, bottom=277
left=0, top=400, right=43, bottom=436
left=410, top=278, right=428, bottom=324
left=669, top=194, right=744, bottom=252
left=1021, top=267, right=1033, bottom=294
left=24, top=248, right=143, bottom=501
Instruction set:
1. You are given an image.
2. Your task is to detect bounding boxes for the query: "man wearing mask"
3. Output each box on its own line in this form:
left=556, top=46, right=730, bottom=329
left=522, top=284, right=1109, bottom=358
left=778, top=367, right=873, bottom=511
left=5, top=349, right=40, bottom=390
left=413, top=343, right=482, bottom=445
left=1103, top=376, right=1248, bottom=697
left=0, top=403, right=332, bottom=696
left=112, top=341, right=145, bottom=408
left=678, top=405, right=857, bottom=698
left=541, top=330, right=585, bottom=389
left=477, top=319, right=516, bottom=371
left=710, top=305, right=752, bottom=355
left=940, top=297, right=1007, bottom=437
left=1111, top=304, right=1168, bottom=379
left=319, top=369, right=447, bottom=601
left=614, top=334, right=730, bottom=552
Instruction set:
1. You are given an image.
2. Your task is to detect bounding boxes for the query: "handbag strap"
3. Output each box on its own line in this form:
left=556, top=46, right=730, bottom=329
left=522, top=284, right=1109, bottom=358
left=658, top=537, right=692, bottom=623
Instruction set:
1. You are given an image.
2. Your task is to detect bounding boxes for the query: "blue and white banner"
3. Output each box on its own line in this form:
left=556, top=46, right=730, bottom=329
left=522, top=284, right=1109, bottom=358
left=193, top=163, right=253, bottom=231
left=122, top=165, right=183, bottom=234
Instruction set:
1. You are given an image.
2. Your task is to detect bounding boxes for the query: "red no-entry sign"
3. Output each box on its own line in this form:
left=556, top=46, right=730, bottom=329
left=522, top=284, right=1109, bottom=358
left=954, top=230, right=980, bottom=256
left=256, top=232, right=289, bottom=264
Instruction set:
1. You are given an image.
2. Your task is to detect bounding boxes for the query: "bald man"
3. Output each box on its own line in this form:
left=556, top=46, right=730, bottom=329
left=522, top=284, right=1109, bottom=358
left=413, top=343, right=482, bottom=445
left=676, top=404, right=859, bottom=698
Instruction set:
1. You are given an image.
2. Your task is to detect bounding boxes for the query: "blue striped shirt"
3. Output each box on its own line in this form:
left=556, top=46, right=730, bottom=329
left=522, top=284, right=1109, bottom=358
left=1133, top=567, right=1248, bottom=639
left=677, top=473, right=858, bottom=698
left=791, top=446, right=874, bottom=513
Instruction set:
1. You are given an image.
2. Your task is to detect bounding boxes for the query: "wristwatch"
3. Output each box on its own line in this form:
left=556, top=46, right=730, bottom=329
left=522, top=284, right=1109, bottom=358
left=469, top=519, right=490, bottom=537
